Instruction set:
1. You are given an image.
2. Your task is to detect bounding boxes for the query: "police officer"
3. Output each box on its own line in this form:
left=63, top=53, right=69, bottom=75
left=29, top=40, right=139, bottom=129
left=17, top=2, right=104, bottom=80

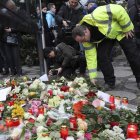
left=72, top=4, right=140, bottom=90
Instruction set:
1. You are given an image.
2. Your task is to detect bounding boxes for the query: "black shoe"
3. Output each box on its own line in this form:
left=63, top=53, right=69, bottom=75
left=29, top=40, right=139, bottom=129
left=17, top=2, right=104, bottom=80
left=11, top=71, right=17, bottom=76
left=137, top=82, right=140, bottom=89
left=0, top=69, right=3, bottom=73
left=2, top=71, right=9, bottom=75
left=103, top=83, right=115, bottom=91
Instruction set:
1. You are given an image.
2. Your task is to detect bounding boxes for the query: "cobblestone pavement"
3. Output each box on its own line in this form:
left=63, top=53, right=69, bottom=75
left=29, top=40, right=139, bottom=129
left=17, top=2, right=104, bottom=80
left=0, top=54, right=140, bottom=106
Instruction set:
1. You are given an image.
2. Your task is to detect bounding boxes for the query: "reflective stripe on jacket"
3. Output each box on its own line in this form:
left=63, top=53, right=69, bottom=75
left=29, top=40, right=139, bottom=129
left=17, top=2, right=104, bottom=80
left=83, top=42, right=97, bottom=79
left=80, top=4, right=134, bottom=41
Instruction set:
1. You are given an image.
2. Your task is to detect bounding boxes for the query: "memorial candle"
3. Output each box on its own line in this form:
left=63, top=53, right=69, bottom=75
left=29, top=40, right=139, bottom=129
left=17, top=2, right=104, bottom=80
left=60, top=125, right=68, bottom=140
left=110, top=103, right=116, bottom=111
left=12, top=118, right=20, bottom=127
left=127, top=123, right=138, bottom=139
left=5, top=118, right=13, bottom=127
left=69, top=117, right=77, bottom=130
left=38, top=106, right=44, bottom=115
left=109, top=95, right=115, bottom=104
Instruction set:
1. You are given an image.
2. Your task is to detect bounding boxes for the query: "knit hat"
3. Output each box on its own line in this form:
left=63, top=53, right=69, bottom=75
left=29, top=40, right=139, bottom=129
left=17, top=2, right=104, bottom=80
left=43, top=47, right=53, bottom=58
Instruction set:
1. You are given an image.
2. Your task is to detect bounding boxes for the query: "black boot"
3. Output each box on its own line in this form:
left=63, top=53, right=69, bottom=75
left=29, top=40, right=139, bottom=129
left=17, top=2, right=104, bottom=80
left=103, top=83, right=115, bottom=91
left=2, top=69, right=9, bottom=75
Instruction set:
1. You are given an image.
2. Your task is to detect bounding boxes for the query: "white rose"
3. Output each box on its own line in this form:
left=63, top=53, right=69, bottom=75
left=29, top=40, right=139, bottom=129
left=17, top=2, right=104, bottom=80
left=36, top=126, right=48, bottom=134
left=39, top=82, right=46, bottom=90
left=22, top=88, right=29, bottom=96
left=29, top=83, right=38, bottom=90
left=113, top=126, right=123, bottom=134
left=12, top=86, right=21, bottom=93
left=33, top=79, right=41, bottom=85
left=10, top=128, right=22, bottom=139
left=37, top=114, right=45, bottom=123
left=24, top=112, right=32, bottom=119
left=66, top=136, right=75, bottom=140
left=77, top=130, right=85, bottom=138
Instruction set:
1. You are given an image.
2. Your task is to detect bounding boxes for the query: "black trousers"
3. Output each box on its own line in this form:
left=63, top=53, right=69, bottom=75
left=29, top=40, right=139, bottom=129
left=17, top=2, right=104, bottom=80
left=97, top=37, right=140, bottom=85
left=5, top=44, right=22, bottom=75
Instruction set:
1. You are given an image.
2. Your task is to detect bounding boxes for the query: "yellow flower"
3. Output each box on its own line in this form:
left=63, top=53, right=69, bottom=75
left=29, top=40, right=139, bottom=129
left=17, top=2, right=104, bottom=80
left=11, top=105, right=24, bottom=119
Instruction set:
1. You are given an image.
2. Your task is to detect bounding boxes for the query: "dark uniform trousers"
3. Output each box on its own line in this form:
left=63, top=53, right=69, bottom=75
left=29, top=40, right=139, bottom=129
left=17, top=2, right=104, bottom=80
left=97, top=37, right=140, bottom=85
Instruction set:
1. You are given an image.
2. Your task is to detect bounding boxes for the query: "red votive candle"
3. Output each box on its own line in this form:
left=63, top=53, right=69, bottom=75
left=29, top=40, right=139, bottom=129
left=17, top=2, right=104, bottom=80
left=38, top=106, right=44, bottom=115
left=110, top=103, right=116, bottom=110
left=48, top=90, right=53, bottom=96
left=7, top=101, right=14, bottom=106
left=28, top=108, right=33, bottom=115
left=12, top=118, right=20, bottom=127
left=122, top=97, right=128, bottom=107
left=5, top=118, right=13, bottom=127
left=109, top=95, right=115, bottom=104
left=13, top=94, right=18, bottom=99
left=69, top=117, right=77, bottom=130
left=60, top=125, right=68, bottom=140
left=127, top=123, right=138, bottom=139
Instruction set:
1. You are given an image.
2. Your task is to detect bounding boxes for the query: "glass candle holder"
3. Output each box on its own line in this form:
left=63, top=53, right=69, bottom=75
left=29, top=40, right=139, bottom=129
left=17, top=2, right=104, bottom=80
left=109, top=95, right=115, bottom=104
left=110, top=103, right=116, bottom=111
left=122, top=97, right=128, bottom=107
left=12, top=118, right=20, bottom=127
left=60, top=125, right=69, bottom=140
left=5, top=117, right=13, bottom=127
left=127, top=123, right=138, bottom=139
left=69, top=117, right=77, bottom=130
left=38, top=106, right=44, bottom=115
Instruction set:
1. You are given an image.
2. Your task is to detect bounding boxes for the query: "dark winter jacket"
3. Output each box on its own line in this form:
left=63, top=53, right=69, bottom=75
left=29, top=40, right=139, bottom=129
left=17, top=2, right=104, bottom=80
left=128, top=0, right=140, bottom=37
left=55, top=42, right=79, bottom=68
left=56, top=1, right=84, bottom=26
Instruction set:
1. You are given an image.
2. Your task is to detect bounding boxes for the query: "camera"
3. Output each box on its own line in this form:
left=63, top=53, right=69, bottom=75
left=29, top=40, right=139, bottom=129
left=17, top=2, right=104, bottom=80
left=51, top=69, right=58, bottom=75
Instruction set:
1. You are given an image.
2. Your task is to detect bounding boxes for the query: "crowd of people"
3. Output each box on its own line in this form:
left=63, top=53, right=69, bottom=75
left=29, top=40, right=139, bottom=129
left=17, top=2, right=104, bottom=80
left=0, top=0, right=140, bottom=90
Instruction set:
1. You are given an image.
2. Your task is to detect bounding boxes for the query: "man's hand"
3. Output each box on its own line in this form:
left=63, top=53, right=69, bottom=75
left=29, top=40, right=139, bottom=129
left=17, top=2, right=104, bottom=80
left=125, top=30, right=134, bottom=39
left=57, top=67, right=63, bottom=75
left=62, top=20, right=68, bottom=27
left=48, top=69, right=53, bottom=76
left=90, top=79, right=97, bottom=85
left=5, top=27, right=11, bottom=32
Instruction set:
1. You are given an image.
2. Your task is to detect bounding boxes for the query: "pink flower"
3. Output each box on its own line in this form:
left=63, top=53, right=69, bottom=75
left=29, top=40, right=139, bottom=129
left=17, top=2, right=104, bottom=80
left=92, top=99, right=101, bottom=108
left=84, top=133, right=92, bottom=140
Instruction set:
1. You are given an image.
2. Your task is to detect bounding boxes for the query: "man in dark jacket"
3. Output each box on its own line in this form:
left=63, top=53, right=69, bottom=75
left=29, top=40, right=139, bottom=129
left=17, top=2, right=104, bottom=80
left=44, top=42, right=86, bottom=78
left=56, top=0, right=84, bottom=27
left=128, top=0, right=140, bottom=44
left=56, top=0, right=84, bottom=49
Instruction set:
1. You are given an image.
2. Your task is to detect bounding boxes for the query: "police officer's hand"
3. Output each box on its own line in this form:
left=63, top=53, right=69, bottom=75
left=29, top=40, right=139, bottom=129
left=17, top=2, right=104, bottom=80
left=125, top=30, right=134, bottom=39
left=57, top=67, right=63, bottom=75
left=90, top=79, right=97, bottom=85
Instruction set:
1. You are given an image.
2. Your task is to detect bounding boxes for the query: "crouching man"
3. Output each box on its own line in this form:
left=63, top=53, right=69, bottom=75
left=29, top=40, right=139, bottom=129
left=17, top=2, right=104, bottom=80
left=44, top=42, right=86, bottom=78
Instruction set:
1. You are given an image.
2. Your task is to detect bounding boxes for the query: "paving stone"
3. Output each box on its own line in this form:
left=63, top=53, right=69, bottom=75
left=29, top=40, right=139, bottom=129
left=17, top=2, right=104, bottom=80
left=115, top=69, right=132, bottom=78
left=107, top=91, right=136, bottom=100
left=128, top=77, right=136, bottom=82
left=98, top=69, right=132, bottom=78
left=114, top=66, right=131, bottom=70
left=97, top=71, right=104, bottom=78
left=125, top=82, right=139, bottom=91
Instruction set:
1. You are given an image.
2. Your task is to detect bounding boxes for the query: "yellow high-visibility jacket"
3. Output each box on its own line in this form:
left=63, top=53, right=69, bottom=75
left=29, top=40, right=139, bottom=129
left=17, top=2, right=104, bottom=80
left=80, top=4, right=134, bottom=79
